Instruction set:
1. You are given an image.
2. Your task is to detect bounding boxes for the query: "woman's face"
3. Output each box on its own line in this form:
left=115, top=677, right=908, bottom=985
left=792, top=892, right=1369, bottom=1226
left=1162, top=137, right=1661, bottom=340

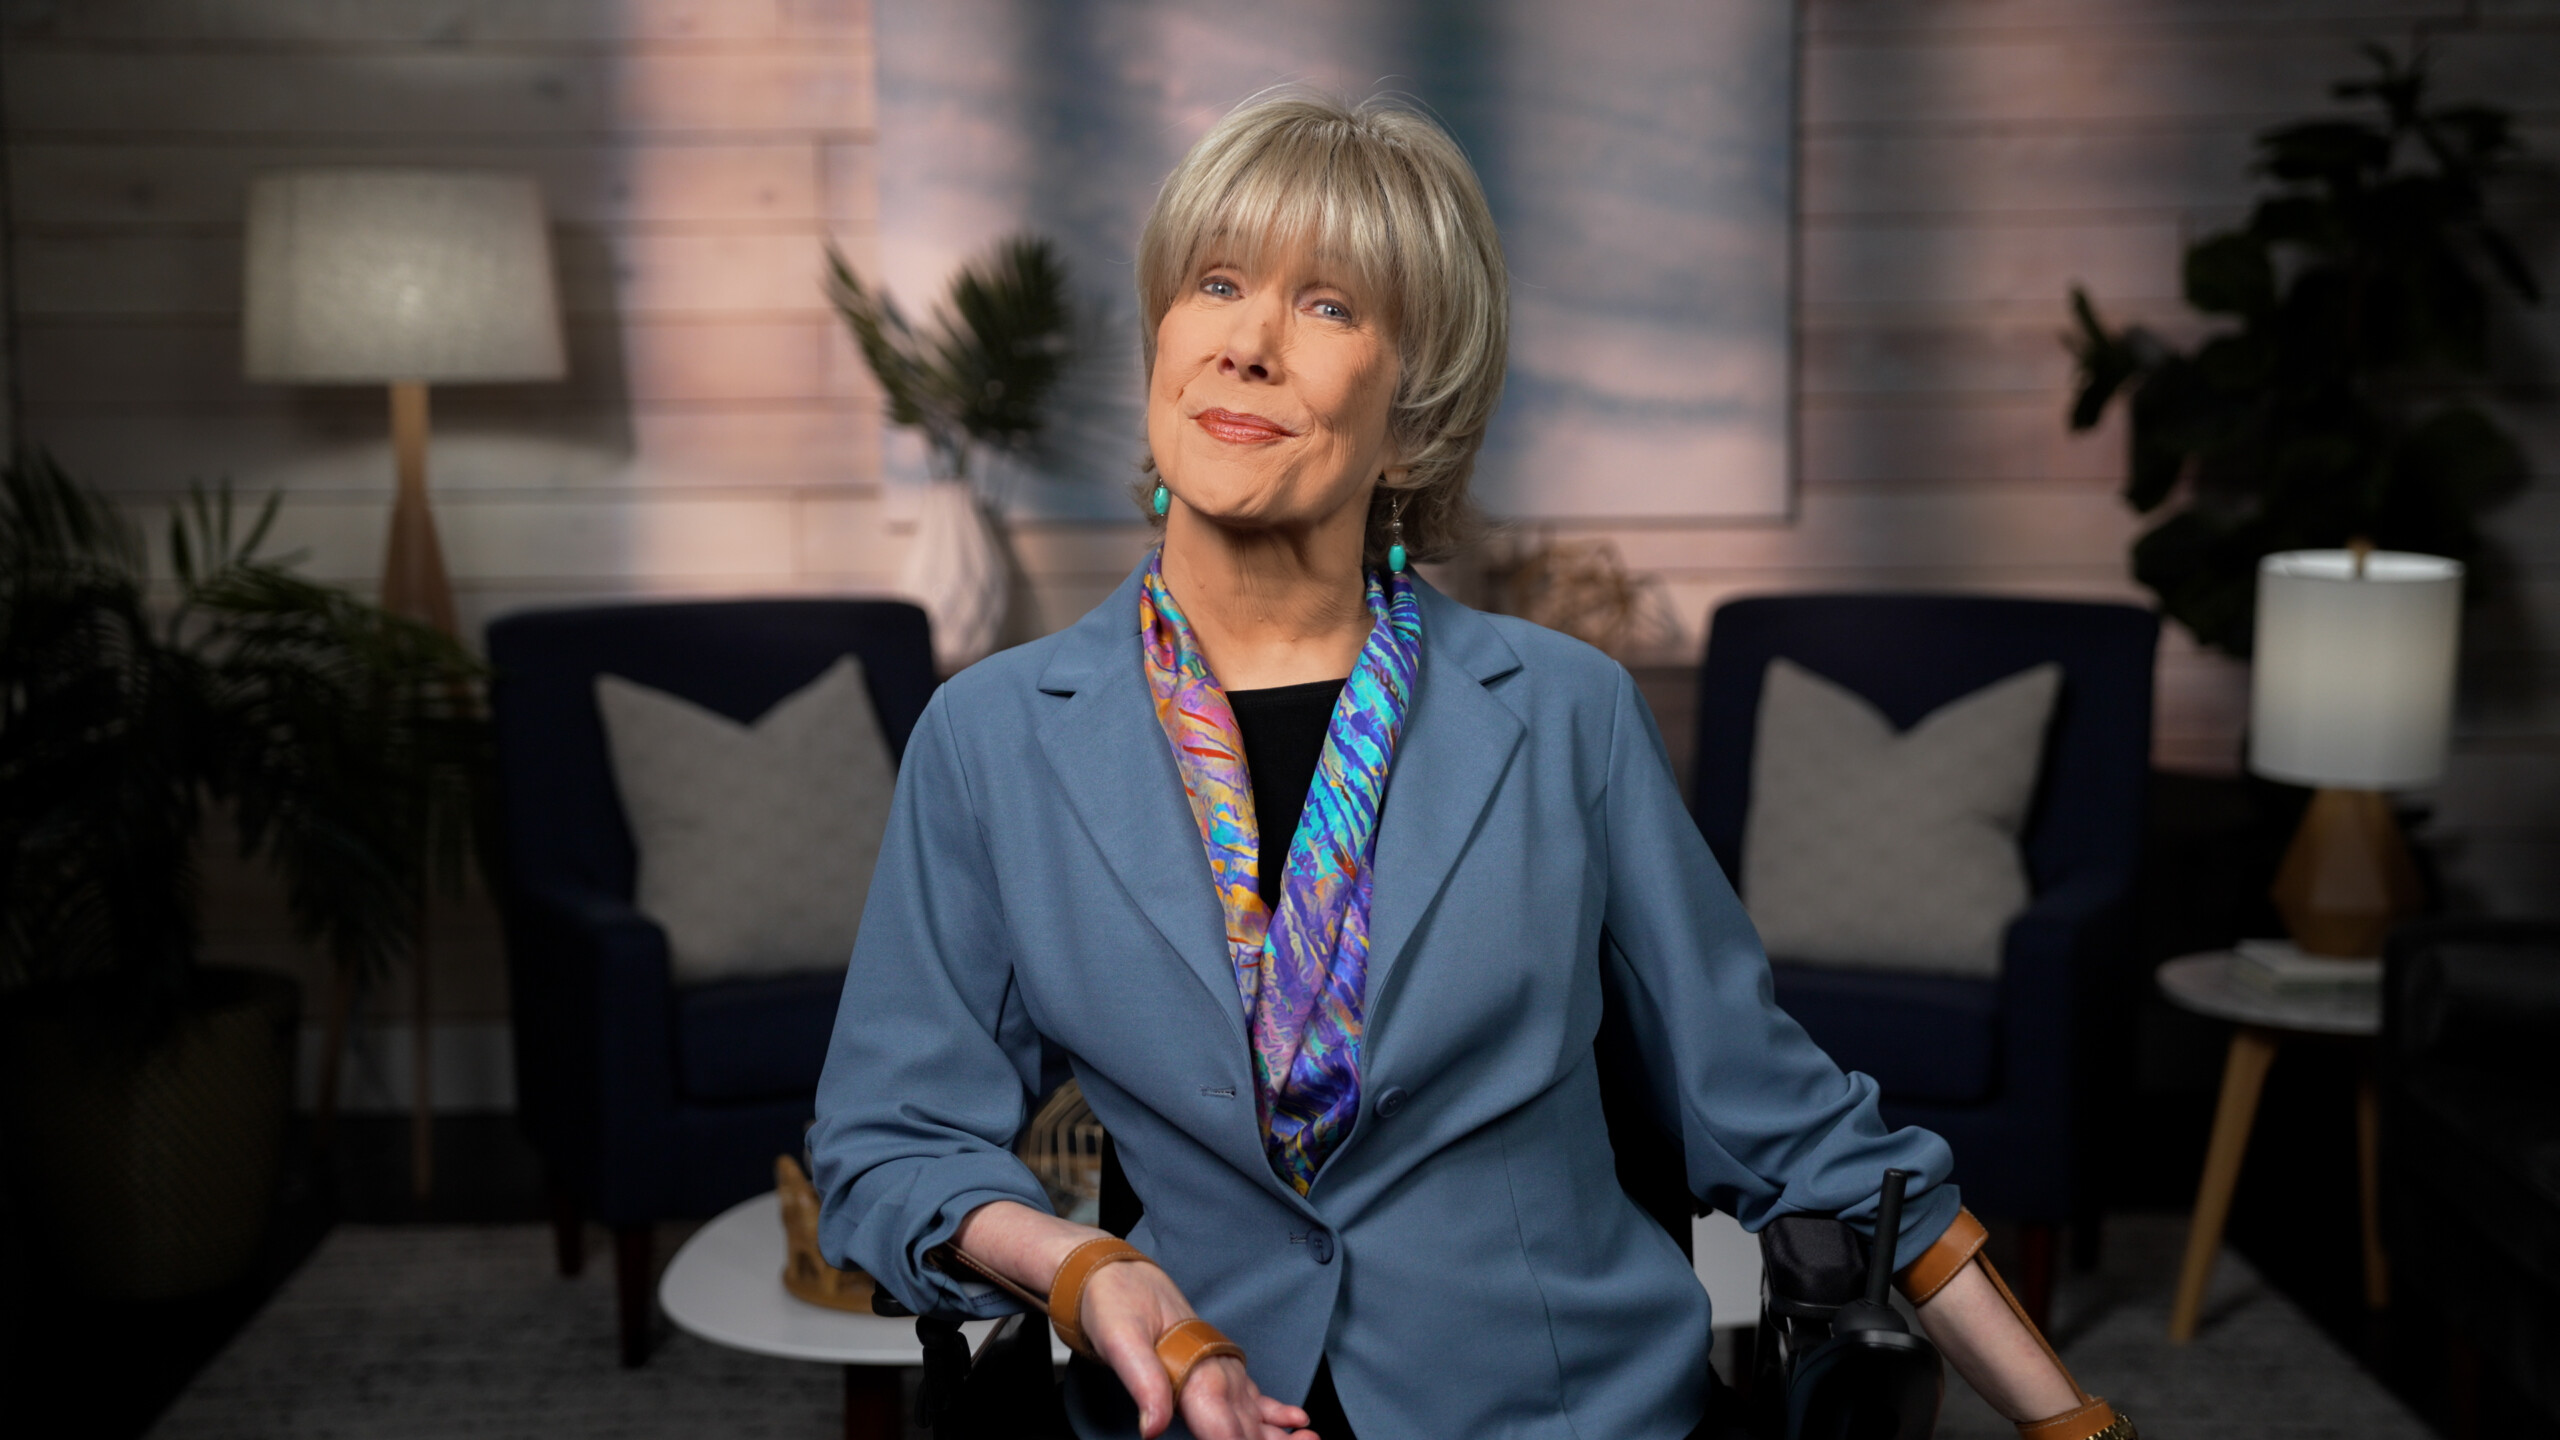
left=1147, top=236, right=1401, bottom=540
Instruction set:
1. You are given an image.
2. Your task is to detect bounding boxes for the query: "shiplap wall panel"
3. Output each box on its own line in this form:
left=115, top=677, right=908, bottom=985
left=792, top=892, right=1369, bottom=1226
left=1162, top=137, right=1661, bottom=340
left=15, top=140, right=829, bottom=228
left=1768, top=0, right=2559, bottom=912
left=3, top=0, right=886, bottom=1029
left=16, top=51, right=872, bottom=138
left=7, top=0, right=2554, bottom=1049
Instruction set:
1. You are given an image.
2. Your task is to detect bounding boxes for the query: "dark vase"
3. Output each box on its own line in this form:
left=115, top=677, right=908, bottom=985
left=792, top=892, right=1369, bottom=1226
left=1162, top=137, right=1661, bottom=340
left=0, top=967, right=300, bottom=1300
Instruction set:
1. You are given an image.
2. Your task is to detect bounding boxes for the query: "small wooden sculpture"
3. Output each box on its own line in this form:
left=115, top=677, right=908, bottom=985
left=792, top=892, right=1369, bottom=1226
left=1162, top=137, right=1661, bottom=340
left=776, top=1153, right=876, bottom=1312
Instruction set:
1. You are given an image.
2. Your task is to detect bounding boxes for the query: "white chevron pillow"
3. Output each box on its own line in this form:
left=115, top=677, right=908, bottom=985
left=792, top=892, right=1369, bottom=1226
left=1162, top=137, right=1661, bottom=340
left=1740, top=657, right=2060, bottom=977
left=595, top=656, right=896, bottom=984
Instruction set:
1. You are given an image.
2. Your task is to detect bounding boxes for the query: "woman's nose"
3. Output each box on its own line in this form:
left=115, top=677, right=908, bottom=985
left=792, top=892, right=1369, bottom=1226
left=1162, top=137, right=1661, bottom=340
left=1216, top=299, right=1283, bottom=382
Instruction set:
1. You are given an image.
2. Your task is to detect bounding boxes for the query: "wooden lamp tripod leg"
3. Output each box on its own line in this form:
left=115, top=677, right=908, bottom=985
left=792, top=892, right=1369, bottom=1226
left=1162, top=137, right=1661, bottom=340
left=382, top=379, right=458, bottom=1207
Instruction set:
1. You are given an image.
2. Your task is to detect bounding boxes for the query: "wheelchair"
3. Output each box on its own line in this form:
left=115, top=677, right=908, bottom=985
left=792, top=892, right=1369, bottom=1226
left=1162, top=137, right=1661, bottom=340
left=884, top=1168, right=1943, bottom=1440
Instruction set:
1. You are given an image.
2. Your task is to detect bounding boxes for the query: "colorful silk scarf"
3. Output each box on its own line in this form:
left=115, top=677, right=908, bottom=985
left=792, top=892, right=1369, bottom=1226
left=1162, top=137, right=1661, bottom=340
left=1140, top=550, right=1422, bottom=1195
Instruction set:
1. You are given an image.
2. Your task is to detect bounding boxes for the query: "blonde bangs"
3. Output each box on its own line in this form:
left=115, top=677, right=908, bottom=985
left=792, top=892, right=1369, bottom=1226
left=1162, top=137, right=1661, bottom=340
left=1140, top=118, right=1409, bottom=356
left=1135, top=90, right=1508, bottom=564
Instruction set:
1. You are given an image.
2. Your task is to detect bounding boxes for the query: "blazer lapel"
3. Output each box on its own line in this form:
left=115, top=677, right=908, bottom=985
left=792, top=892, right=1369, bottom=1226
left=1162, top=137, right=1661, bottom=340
left=1034, top=568, right=1251, bottom=1050
left=1361, top=581, right=1525, bottom=1016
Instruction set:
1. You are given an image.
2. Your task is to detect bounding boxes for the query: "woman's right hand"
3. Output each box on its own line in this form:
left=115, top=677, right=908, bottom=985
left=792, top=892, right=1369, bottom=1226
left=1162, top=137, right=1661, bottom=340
left=953, top=1200, right=1316, bottom=1440
left=1078, top=1259, right=1314, bottom=1440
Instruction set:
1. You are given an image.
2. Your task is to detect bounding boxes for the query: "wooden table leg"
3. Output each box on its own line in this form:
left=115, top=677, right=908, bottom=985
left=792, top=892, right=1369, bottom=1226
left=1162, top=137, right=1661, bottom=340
left=2169, top=1025, right=2279, bottom=1343
left=844, top=1365, right=900, bottom=1440
left=2355, top=1070, right=2390, bottom=1311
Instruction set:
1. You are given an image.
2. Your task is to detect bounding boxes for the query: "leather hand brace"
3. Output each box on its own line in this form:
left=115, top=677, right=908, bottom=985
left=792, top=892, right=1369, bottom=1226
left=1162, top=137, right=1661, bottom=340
left=942, top=1234, right=1248, bottom=1402
left=1895, top=1209, right=2137, bottom=1440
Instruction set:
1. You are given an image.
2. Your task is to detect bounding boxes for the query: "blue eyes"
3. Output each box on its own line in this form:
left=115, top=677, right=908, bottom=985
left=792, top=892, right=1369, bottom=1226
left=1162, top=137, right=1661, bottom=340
left=1196, top=276, right=1353, bottom=322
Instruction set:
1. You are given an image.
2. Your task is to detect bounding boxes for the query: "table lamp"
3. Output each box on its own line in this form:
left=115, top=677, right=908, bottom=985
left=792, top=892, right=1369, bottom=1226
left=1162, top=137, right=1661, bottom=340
left=2249, top=547, right=2464, bottom=959
left=242, top=169, right=565, bottom=1197
left=244, top=168, right=566, bottom=631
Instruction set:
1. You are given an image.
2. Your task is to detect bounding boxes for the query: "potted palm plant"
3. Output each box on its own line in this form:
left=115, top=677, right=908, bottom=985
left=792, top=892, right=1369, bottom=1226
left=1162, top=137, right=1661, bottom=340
left=0, top=452, right=485, bottom=1299
left=826, top=234, right=1074, bottom=670
left=2067, top=45, right=2540, bottom=656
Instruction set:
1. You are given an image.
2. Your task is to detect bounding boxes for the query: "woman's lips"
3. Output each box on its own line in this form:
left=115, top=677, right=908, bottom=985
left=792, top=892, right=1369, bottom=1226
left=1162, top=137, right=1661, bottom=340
left=1194, top=407, right=1295, bottom=444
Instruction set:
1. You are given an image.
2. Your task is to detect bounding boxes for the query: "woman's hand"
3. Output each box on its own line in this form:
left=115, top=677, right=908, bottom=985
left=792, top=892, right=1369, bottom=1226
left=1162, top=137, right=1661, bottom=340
left=1079, top=1260, right=1314, bottom=1439
left=953, top=1201, right=1316, bottom=1440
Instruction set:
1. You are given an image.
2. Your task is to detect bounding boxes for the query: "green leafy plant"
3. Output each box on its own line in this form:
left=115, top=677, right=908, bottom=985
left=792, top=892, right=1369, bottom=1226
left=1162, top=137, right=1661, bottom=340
left=0, top=452, right=487, bottom=1019
left=824, top=233, right=1075, bottom=484
left=2068, top=45, right=2541, bottom=655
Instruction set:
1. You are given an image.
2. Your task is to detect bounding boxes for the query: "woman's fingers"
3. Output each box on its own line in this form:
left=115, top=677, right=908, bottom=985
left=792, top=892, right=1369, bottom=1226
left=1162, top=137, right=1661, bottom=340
left=1254, top=1391, right=1316, bottom=1437
left=1254, top=1393, right=1311, bottom=1427
left=1080, top=1264, right=1188, bottom=1435
left=1074, top=1263, right=1311, bottom=1440
left=1175, top=1354, right=1301, bottom=1440
left=1090, top=1317, right=1176, bottom=1436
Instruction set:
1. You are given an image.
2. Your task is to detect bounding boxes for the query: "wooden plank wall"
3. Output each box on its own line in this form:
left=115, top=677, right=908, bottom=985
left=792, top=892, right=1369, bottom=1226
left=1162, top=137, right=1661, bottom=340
left=2, top=0, right=897, bottom=1063
left=1011, top=0, right=2560, bottom=915
left=5, top=0, right=2553, bottom=1091
left=1779, top=0, right=2560, bottom=916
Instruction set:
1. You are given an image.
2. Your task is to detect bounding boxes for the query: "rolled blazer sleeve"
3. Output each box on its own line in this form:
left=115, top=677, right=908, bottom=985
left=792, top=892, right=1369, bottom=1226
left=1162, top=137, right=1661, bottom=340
left=809, top=691, right=1057, bottom=1317
left=1595, top=667, right=1962, bottom=1270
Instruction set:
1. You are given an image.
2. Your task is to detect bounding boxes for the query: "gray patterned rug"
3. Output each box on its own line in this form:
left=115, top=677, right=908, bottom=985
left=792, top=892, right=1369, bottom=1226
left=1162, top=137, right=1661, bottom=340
left=149, top=1214, right=2426, bottom=1439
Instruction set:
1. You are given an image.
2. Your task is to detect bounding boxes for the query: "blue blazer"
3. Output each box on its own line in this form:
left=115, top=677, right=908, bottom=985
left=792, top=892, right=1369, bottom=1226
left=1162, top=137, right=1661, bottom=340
left=813, top=565, right=1958, bottom=1440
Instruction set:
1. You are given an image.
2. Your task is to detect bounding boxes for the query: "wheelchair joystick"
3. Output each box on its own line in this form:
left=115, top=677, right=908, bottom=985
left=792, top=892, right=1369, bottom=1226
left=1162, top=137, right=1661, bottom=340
left=1745, top=1168, right=1945, bottom=1440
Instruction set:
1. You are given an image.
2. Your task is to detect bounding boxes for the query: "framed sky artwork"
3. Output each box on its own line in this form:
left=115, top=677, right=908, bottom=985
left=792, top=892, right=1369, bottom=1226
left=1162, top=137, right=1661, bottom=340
left=875, top=0, right=1796, bottom=522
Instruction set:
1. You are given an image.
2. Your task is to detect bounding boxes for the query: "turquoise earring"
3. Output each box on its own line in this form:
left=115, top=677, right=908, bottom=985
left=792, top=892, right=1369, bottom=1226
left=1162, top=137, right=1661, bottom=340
left=1387, top=494, right=1408, bottom=575
left=1151, top=482, right=1170, bottom=518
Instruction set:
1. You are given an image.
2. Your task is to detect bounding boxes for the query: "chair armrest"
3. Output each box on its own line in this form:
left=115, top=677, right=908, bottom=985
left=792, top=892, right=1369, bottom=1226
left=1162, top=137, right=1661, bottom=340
left=517, top=883, right=671, bottom=968
left=2001, top=871, right=2129, bottom=977
left=1993, top=870, right=2133, bottom=1128
left=502, top=882, right=680, bottom=1180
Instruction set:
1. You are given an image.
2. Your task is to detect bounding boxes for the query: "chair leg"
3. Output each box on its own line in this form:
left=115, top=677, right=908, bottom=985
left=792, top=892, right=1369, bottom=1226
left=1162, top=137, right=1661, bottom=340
left=549, top=1183, right=585, bottom=1278
left=2069, top=1210, right=2102, bottom=1274
left=2018, top=1223, right=2057, bottom=1333
left=844, top=1365, right=901, bottom=1440
left=2445, top=1329, right=2482, bottom=1440
left=615, top=1225, right=654, bottom=1368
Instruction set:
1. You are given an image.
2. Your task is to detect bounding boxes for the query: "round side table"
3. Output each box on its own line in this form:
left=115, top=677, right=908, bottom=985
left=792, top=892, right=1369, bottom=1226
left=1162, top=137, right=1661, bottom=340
left=660, top=1191, right=1062, bottom=1438
left=2155, top=951, right=2383, bottom=1344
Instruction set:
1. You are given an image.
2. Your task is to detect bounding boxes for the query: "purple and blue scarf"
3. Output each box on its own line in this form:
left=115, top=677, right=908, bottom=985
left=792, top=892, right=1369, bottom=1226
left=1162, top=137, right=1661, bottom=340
left=1140, top=551, right=1421, bottom=1195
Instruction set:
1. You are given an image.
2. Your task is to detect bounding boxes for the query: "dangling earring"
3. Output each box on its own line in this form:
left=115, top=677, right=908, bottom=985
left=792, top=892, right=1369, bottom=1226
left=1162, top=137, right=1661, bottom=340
left=1151, top=482, right=1170, bottom=518
left=1387, top=494, right=1408, bottom=576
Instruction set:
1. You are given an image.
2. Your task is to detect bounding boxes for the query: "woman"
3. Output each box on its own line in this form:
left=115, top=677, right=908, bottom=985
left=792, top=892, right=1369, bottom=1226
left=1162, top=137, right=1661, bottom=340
left=813, top=92, right=2130, bottom=1440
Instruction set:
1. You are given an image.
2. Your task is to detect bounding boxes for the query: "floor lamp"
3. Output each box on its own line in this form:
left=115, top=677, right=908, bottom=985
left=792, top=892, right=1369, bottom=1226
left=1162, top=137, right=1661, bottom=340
left=244, top=169, right=566, bottom=1201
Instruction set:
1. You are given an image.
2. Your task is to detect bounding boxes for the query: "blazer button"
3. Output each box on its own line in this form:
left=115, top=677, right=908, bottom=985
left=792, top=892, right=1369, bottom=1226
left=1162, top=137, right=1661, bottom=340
left=1375, top=1086, right=1411, bottom=1119
left=1309, top=1231, right=1335, bottom=1265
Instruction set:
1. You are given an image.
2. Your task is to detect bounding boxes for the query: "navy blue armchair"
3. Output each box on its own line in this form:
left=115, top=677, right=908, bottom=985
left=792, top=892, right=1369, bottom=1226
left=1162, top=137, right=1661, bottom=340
left=1691, top=595, right=2156, bottom=1320
left=487, top=599, right=936, bottom=1365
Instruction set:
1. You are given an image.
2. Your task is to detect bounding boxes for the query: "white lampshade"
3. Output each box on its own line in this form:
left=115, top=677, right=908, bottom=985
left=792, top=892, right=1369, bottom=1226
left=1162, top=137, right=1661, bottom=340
left=2249, top=550, right=2464, bottom=790
left=243, top=169, right=566, bottom=384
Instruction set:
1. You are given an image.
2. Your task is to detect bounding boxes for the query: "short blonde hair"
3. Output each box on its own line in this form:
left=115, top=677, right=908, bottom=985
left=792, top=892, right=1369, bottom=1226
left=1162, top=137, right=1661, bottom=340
left=1136, top=90, right=1508, bottom=566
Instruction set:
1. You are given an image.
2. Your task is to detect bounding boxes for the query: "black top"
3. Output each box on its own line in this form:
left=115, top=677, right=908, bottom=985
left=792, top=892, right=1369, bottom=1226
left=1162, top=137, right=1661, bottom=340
left=1225, top=678, right=1345, bottom=912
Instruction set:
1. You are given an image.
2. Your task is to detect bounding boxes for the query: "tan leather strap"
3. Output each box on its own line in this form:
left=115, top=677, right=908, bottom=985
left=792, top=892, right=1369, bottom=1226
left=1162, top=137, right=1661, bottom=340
left=1894, top=1207, right=1988, bottom=1306
left=1895, top=1207, right=2095, bottom=1414
left=1154, top=1317, right=1246, bottom=1399
left=1048, top=1237, right=1155, bottom=1358
left=2018, top=1396, right=2133, bottom=1440
left=1974, top=1248, right=2091, bottom=1406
